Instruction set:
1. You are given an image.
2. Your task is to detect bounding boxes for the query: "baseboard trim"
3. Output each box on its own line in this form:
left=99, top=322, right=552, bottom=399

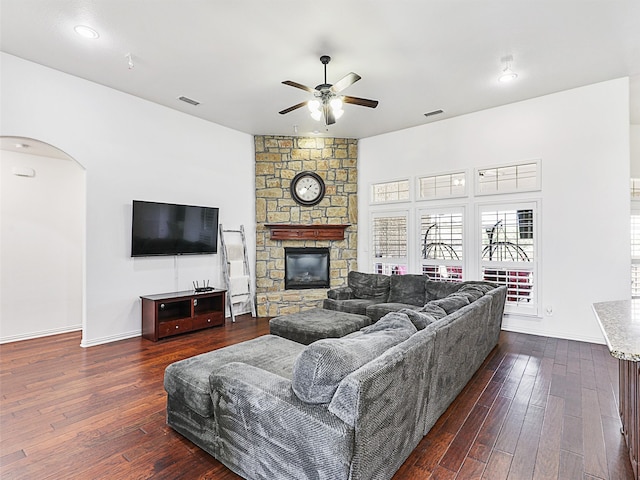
left=501, top=324, right=606, bottom=345
left=80, top=330, right=141, bottom=348
left=0, top=325, right=82, bottom=344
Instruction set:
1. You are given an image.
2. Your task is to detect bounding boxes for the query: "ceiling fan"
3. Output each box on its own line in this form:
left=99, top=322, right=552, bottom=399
left=279, top=55, right=379, bottom=126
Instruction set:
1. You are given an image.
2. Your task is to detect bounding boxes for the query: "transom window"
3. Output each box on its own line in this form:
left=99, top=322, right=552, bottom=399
left=476, top=161, right=540, bottom=195
left=418, top=171, right=467, bottom=199
left=371, top=180, right=410, bottom=203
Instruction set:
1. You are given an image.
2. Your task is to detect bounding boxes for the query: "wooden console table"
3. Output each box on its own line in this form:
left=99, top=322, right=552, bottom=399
left=141, top=289, right=226, bottom=341
left=593, top=299, right=640, bottom=480
left=265, top=224, right=350, bottom=241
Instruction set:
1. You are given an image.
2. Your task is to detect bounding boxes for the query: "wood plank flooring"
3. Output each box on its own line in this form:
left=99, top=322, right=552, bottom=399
left=0, top=316, right=634, bottom=479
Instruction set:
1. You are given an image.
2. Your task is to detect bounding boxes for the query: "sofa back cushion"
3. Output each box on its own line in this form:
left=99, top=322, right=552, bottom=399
left=424, top=279, right=462, bottom=302
left=292, top=312, right=416, bottom=404
left=388, top=274, right=428, bottom=305
left=348, top=271, right=391, bottom=301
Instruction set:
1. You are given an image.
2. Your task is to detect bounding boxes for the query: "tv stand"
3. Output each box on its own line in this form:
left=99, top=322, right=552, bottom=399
left=141, top=289, right=226, bottom=341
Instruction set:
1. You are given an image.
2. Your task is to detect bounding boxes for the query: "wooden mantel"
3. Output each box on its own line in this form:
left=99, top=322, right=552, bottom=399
left=265, top=224, right=350, bottom=241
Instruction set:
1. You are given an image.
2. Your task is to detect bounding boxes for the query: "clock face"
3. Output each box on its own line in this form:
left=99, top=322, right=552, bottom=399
left=290, top=171, right=325, bottom=206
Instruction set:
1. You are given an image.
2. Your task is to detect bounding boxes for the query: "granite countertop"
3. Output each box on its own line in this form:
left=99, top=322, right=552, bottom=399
left=592, top=299, right=640, bottom=362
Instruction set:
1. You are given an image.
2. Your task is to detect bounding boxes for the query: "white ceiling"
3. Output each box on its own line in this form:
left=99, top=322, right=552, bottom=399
left=1, top=0, right=639, bottom=139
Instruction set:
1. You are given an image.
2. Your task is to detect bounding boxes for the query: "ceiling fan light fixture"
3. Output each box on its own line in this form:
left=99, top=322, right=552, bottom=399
left=330, top=97, right=343, bottom=111
left=308, top=99, right=321, bottom=112
left=310, top=110, right=322, bottom=121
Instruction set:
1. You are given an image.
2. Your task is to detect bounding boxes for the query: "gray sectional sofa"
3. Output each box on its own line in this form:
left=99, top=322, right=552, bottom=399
left=163, top=277, right=507, bottom=480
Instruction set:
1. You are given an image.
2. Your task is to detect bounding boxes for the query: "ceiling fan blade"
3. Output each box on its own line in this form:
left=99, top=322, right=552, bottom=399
left=343, top=96, right=379, bottom=108
left=279, top=101, right=308, bottom=115
left=282, top=80, right=315, bottom=93
left=330, top=72, right=361, bottom=93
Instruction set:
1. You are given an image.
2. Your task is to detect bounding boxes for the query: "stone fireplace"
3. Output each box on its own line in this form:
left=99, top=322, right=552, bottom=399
left=254, top=135, right=358, bottom=316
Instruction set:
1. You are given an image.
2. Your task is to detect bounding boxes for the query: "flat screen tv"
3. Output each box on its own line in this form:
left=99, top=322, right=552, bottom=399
left=131, top=200, right=219, bottom=257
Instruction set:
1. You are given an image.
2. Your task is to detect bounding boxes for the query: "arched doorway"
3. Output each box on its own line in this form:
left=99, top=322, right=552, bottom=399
left=0, top=136, right=86, bottom=343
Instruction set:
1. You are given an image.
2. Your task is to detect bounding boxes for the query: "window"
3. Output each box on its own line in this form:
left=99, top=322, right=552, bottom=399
left=476, top=161, right=540, bottom=195
left=419, top=208, right=464, bottom=281
left=418, top=171, right=467, bottom=199
left=631, top=179, right=640, bottom=199
left=480, top=204, right=537, bottom=314
left=372, top=212, right=408, bottom=275
left=631, top=212, right=640, bottom=298
left=371, top=180, right=410, bottom=203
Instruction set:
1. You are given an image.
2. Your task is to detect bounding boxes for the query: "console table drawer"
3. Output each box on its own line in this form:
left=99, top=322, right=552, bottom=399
left=193, top=313, right=224, bottom=329
left=158, top=318, right=193, bottom=338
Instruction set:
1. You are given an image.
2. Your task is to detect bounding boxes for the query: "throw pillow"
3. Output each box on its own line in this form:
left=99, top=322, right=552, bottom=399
left=388, top=274, right=428, bottom=305
left=360, top=311, right=418, bottom=336
left=424, top=279, right=463, bottom=302
left=398, top=308, right=437, bottom=330
left=430, top=294, right=470, bottom=314
left=348, top=271, right=391, bottom=300
left=419, top=303, right=448, bottom=320
left=457, top=284, right=485, bottom=301
left=291, top=315, right=415, bottom=404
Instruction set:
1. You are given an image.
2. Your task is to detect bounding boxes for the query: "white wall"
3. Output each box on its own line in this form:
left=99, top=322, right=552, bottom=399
left=0, top=149, right=84, bottom=341
left=359, top=78, right=630, bottom=343
left=0, top=53, right=255, bottom=346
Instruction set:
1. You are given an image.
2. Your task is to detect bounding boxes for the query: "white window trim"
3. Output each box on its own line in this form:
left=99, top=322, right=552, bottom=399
left=474, top=159, right=541, bottom=196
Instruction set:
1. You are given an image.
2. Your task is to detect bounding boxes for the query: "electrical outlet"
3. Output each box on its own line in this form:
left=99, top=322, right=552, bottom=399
left=545, top=306, right=553, bottom=316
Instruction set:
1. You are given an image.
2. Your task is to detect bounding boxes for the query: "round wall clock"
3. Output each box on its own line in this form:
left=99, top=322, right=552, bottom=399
left=290, top=171, right=326, bottom=206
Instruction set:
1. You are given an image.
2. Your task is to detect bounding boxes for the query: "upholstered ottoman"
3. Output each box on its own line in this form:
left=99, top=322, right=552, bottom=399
left=269, top=307, right=371, bottom=345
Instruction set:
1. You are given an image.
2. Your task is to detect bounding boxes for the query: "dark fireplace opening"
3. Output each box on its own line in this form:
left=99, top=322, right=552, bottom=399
left=284, top=247, right=330, bottom=290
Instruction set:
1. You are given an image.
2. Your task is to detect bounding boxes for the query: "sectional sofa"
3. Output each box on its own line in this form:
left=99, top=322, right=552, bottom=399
left=163, top=276, right=507, bottom=480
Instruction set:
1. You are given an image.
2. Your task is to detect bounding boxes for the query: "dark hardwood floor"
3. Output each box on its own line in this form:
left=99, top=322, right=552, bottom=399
left=0, top=315, right=634, bottom=479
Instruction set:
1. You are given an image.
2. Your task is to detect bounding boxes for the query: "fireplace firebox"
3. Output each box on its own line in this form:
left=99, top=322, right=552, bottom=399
left=284, top=247, right=330, bottom=290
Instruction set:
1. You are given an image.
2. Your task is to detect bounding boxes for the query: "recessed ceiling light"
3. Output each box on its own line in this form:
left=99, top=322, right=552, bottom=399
left=499, top=68, right=518, bottom=83
left=74, top=25, right=99, bottom=39
left=15, top=143, right=29, bottom=149
left=498, top=55, right=518, bottom=83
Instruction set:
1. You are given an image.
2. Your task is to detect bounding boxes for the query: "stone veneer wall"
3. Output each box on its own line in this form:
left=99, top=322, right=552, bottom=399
left=255, top=135, right=358, bottom=317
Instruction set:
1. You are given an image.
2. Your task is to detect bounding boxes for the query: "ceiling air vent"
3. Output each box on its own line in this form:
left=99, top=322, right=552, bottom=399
left=178, top=96, right=200, bottom=106
left=424, top=109, right=444, bottom=118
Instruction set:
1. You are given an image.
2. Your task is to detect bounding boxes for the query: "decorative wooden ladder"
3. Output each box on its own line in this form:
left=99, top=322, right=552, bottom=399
left=219, top=224, right=256, bottom=322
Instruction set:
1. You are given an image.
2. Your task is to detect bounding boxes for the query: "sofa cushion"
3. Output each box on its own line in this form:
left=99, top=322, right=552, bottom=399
left=348, top=271, right=391, bottom=301
left=419, top=303, right=448, bottom=320
left=164, top=335, right=305, bottom=417
left=424, top=279, right=462, bottom=302
left=456, top=284, right=486, bottom=301
left=323, top=297, right=385, bottom=316
left=430, top=294, right=470, bottom=314
left=361, top=311, right=418, bottom=336
left=292, top=313, right=416, bottom=404
left=398, top=308, right=437, bottom=330
left=365, top=302, right=421, bottom=323
left=388, top=274, right=427, bottom=305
